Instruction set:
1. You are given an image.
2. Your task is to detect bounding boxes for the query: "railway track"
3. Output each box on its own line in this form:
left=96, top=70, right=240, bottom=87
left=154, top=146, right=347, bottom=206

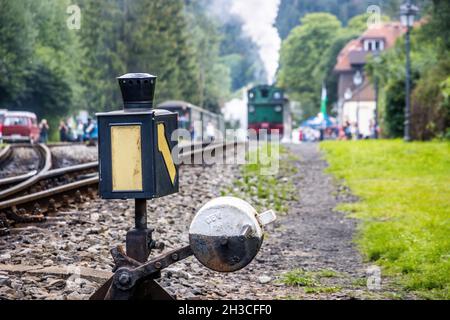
left=0, top=141, right=243, bottom=236
left=0, top=145, right=13, bottom=168
left=0, top=144, right=52, bottom=199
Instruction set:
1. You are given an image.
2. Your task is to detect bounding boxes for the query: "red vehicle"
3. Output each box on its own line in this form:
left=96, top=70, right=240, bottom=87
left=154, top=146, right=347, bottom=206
left=2, top=111, right=40, bottom=143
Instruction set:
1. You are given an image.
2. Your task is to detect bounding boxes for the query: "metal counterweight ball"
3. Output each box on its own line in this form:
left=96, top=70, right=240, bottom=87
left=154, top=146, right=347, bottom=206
left=188, top=197, right=265, bottom=272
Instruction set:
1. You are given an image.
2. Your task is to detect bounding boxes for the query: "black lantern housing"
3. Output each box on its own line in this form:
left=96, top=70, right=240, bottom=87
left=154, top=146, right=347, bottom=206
left=96, top=73, right=179, bottom=199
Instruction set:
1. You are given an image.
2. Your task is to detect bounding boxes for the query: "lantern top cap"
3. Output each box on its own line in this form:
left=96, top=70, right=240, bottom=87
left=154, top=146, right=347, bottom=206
left=117, top=72, right=157, bottom=110
left=117, top=73, right=157, bottom=80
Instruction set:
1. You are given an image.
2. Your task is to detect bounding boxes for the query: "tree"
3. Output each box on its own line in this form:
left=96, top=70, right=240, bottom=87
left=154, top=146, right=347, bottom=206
left=219, top=15, right=267, bottom=91
left=184, top=0, right=231, bottom=112
left=277, top=13, right=342, bottom=119
left=79, top=0, right=201, bottom=111
left=0, top=0, right=82, bottom=139
left=21, top=1, right=82, bottom=132
left=0, top=0, right=36, bottom=105
left=79, top=0, right=126, bottom=113
left=126, top=0, right=200, bottom=106
left=275, top=0, right=373, bottom=40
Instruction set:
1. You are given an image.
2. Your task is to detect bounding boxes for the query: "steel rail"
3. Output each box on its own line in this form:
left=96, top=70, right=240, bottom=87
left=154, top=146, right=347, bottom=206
left=0, top=145, right=13, bottom=167
left=0, top=170, right=38, bottom=187
left=47, top=142, right=86, bottom=147
left=0, top=176, right=99, bottom=210
left=177, top=140, right=244, bottom=163
left=40, top=161, right=98, bottom=180
left=0, top=161, right=98, bottom=190
left=0, top=144, right=52, bottom=200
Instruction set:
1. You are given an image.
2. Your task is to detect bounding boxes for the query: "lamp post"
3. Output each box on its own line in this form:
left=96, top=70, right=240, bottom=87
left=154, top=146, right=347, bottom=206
left=373, top=51, right=381, bottom=139
left=353, top=69, right=363, bottom=139
left=400, top=0, right=419, bottom=142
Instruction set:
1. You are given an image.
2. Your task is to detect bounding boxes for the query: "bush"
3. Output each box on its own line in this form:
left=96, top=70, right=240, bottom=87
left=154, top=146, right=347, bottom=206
left=410, top=59, right=450, bottom=140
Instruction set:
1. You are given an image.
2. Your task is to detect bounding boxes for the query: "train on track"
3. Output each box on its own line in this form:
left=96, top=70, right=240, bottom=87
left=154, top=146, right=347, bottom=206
left=247, top=85, right=292, bottom=138
left=156, top=100, right=225, bottom=142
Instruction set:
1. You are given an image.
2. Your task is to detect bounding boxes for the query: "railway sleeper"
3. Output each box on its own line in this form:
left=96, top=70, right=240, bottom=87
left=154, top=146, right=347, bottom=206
left=6, top=206, right=46, bottom=224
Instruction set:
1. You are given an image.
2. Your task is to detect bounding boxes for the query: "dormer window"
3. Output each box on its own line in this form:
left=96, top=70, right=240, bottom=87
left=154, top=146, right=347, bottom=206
left=363, top=39, right=384, bottom=52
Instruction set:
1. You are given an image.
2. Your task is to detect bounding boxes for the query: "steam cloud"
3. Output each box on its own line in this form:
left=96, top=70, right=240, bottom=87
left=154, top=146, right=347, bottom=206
left=230, top=0, right=281, bottom=84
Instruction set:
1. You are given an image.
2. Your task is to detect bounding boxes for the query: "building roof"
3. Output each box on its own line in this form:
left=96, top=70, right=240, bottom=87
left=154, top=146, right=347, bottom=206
left=334, top=22, right=405, bottom=72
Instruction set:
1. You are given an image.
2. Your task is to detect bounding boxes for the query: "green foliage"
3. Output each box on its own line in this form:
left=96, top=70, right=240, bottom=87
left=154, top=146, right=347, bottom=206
left=218, top=15, right=267, bottom=91
left=321, top=140, right=450, bottom=299
left=366, top=1, right=450, bottom=139
left=0, top=0, right=82, bottom=137
left=184, top=0, right=230, bottom=112
left=281, top=269, right=318, bottom=287
left=421, top=0, right=450, bottom=53
left=411, top=58, right=450, bottom=140
left=316, top=269, right=340, bottom=278
left=0, top=0, right=35, bottom=103
left=78, top=0, right=127, bottom=112
left=275, top=0, right=433, bottom=40
left=277, top=13, right=342, bottom=120
left=275, top=0, right=375, bottom=40
left=384, top=79, right=406, bottom=137
left=79, top=0, right=201, bottom=112
left=303, top=286, right=341, bottom=294
left=280, top=268, right=342, bottom=294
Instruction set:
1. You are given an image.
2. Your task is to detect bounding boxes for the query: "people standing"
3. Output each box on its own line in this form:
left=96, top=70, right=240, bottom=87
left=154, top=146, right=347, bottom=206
left=76, top=119, right=84, bottom=142
left=85, top=118, right=98, bottom=145
left=59, top=120, right=68, bottom=142
left=39, top=119, right=49, bottom=143
left=343, top=120, right=352, bottom=140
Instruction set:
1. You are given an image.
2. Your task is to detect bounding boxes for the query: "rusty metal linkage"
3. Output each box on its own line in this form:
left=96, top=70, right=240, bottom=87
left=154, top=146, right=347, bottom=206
left=100, top=245, right=193, bottom=300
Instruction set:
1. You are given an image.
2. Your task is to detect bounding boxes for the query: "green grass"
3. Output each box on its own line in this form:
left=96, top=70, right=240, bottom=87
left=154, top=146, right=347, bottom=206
left=304, top=286, right=341, bottom=294
left=320, top=140, right=450, bottom=299
left=316, top=269, right=341, bottom=278
left=351, top=278, right=368, bottom=287
left=280, top=269, right=318, bottom=287
left=222, top=142, right=298, bottom=214
left=280, top=268, right=342, bottom=295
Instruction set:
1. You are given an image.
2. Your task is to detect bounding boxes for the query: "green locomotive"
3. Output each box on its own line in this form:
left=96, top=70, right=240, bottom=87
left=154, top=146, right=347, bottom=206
left=247, top=85, right=291, bottom=137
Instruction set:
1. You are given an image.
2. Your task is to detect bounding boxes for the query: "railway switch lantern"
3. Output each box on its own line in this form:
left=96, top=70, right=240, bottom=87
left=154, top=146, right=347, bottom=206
left=91, top=75, right=277, bottom=300
left=96, top=73, right=179, bottom=200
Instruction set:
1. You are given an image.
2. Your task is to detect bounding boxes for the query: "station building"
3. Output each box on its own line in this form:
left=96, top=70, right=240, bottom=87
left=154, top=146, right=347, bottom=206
left=334, top=22, right=406, bottom=137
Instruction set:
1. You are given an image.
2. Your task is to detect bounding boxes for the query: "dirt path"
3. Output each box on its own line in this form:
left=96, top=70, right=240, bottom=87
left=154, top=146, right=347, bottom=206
left=254, top=142, right=411, bottom=299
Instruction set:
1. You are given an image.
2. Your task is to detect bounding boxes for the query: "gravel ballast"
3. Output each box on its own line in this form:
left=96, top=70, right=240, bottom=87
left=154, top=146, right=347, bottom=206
left=0, top=143, right=411, bottom=300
